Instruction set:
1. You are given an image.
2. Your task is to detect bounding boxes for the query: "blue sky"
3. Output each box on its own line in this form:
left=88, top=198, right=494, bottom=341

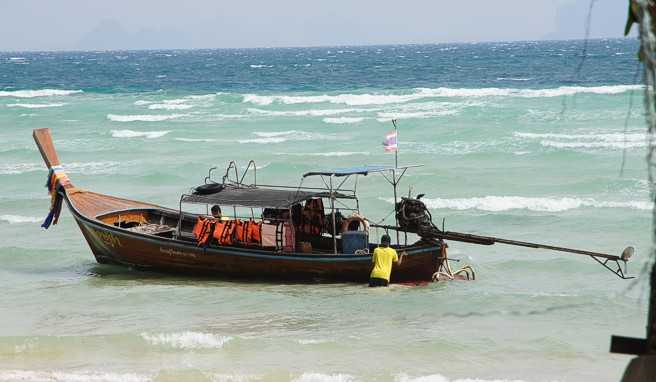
left=0, top=0, right=632, bottom=51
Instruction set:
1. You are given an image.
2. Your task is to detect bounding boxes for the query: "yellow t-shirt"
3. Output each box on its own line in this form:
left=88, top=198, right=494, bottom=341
left=370, top=246, right=399, bottom=282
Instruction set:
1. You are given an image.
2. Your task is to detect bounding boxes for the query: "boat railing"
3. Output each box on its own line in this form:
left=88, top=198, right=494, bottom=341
left=221, top=161, right=240, bottom=185
left=239, top=160, right=257, bottom=186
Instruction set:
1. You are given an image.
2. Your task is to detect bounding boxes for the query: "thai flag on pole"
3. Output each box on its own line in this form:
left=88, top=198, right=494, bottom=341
left=383, top=130, right=398, bottom=152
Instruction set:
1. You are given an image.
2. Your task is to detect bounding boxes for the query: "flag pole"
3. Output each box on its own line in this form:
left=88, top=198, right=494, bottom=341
left=391, top=119, right=400, bottom=245
left=392, top=119, right=398, bottom=169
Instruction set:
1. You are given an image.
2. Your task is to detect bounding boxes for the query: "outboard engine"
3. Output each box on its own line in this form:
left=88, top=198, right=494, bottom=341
left=395, top=197, right=442, bottom=241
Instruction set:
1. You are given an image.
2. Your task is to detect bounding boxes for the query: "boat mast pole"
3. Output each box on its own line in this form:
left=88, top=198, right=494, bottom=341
left=392, top=119, right=400, bottom=245
left=330, top=175, right=337, bottom=255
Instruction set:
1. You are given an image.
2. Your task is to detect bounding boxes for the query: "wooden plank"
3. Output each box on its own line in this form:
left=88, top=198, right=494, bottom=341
left=32, top=128, right=60, bottom=168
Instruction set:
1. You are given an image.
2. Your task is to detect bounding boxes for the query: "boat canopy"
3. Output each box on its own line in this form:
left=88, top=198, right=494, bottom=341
left=181, top=184, right=351, bottom=209
left=303, top=164, right=422, bottom=178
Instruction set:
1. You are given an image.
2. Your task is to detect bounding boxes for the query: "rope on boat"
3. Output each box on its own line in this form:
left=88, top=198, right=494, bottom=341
left=41, top=166, right=70, bottom=229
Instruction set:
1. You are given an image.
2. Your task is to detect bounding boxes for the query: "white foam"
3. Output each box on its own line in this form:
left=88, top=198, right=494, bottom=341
left=292, top=373, right=355, bottom=382
left=496, top=77, right=532, bottom=81
left=240, top=130, right=337, bottom=144
left=107, top=114, right=187, bottom=122
left=147, top=103, right=194, bottom=110
left=514, top=132, right=647, bottom=150
left=242, top=85, right=639, bottom=107
left=0, top=89, right=82, bottom=98
left=323, top=117, right=365, bottom=124
left=243, top=92, right=419, bottom=106
left=0, top=215, right=42, bottom=224
left=174, top=137, right=218, bottom=142
left=0, top=161, right=121, bottom=175
left=247, top=108, right=361, bottom=117
left=279, top=152, right=369, bottom=157
left=141, top=331, right=232, bottom=349
left=253, top=130, right=300, bottom=138
left=62, top=161, right=123, bottom=174
left=377, top=109, right=459, bottom=121
left=396, top=374, right=525, bottom=382
left=6, top=103, right=66, bottom=109
left=238, top=137, right=288, bottom=144
left=212, top=374, right=261, bottom=382
left=540, top=140, right=646, bottom=149
left=250, top=64, right=274, bottom=68
left=0, top=163, right=43, bottom=175
left=134, top=100, right=153, bottom=106
left=405, top=196, right=653, bottom=212
left=111, top=130, right=170, bottom=139
left=414, top=85, right=641, bottom=98
left=0, top=370, right=150, bottom=382
left=297, top=338, right=333, bottom=344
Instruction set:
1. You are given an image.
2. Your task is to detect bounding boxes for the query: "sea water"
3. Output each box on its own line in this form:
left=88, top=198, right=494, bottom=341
left=0, top=39, right=651, bottom=381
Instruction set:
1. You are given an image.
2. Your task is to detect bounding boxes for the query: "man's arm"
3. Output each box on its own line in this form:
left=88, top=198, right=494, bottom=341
left=397, top=251, right=406, bottom=266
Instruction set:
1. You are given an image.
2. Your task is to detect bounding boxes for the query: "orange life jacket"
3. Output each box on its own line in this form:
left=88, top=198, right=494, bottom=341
left=213, top=220, right=236, bottom=246
left=192, top=216, right=206, bottom=239
left=234, top=219, right=247, bottom=243
left=193, top=217, right=215, bottom=247
left=246, top=220, right=262, bottom=245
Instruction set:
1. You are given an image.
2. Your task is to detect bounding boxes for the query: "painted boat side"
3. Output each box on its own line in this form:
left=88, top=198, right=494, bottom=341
left=64, top=192, right=441, bottom=282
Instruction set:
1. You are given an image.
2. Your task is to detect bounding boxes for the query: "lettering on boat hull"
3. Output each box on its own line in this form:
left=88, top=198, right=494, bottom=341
left=159, top=247, right=198, bottom=259
left=91, top=227, right=122, bottom=248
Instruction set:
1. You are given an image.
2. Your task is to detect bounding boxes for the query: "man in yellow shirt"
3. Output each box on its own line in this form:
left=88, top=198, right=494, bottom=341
left=369, top=234, right=405, bottom=287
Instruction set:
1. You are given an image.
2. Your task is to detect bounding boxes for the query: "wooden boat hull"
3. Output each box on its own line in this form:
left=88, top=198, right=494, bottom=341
left=65, top=193, right=442, bottom=282
left=33, top=128, right=442, bottom=283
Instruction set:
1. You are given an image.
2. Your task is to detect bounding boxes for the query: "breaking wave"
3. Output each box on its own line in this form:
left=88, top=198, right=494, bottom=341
left=0, top=215, right=42, bottom=224
left=514, top=131, right=647, bottom=150
left=247, top=108, right=362, bottom=117
left=107, top=114, right=187, bottom=122
left=278, top=151, right=369, bottom=157
left=395, top=373, right=525, bottom=382
left=6, top=103, right=66, bottom=109
left=111, top=130, right=170, bottom=139
left=147, top=103, right=194, bottom=110
left=239, top=130, right=339, bottom=144
left=140, top=331, right=232, bottom=349
left=0, top=89, right=82, bottom=98
left=0, top=163, right=43, bottom=175
left=291, top=373, right=355, bottom=382
left=174, top=137, right=217, bottom=142
left=415, top=196, right=653, bottom=212
left=0, top=370, right=149, bottom=382
left=323, top=117, right=365, bottom=124
left=242, top=85, right=639, bottom=106
left=0, top=161, right=121, bottom=175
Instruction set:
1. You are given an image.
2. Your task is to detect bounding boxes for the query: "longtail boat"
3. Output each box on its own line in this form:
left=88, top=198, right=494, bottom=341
left=33, top=128, right=634, bottom=282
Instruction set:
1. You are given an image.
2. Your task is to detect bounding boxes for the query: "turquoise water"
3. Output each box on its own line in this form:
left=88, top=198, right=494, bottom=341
left=0, top=39, right=652, bottom=381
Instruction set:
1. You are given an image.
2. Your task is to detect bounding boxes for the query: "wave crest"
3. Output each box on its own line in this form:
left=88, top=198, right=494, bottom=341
left=0, top=215, right=42, bottom=224
left=323, top=117, right=365, bottom=124
left=141, top=331, right=232, bottom=349
left=111, top=130, right=170, bottom=139
left=0, top=89, right=82, bottom=98
left=292, top=373, right=355, bottom=382
left=242, top=85, right=639, bottom=107
left=6, top=103, right=66, bottom=109
left=0, top=370, right=149, bottom=382
left=382, top=196, right=652, bottom=212
left=107, top=114, right=187, bottom=122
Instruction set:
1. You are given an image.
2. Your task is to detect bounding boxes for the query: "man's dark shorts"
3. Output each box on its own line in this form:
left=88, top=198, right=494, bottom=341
left=369, top=277, right=389, bottom=287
